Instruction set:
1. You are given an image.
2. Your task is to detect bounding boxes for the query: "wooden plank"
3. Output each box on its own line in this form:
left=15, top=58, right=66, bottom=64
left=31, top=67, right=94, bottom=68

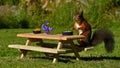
left=17, top=33, right=85, bottom=40
left=8, top=45, right=66, bottom=54
left=17, top=33, right=65, bottom=40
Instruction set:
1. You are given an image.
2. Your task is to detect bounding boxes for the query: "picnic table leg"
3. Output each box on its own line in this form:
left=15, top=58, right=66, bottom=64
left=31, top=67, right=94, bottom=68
left=53, top=54, right=59, bottom=63
left=69, top=40, right=80, bottom=60
left=20, top=50, right=28, bottom=59
left=20, top=40, right=31, bottom=59
left=53, top=42, right=62, bottom=63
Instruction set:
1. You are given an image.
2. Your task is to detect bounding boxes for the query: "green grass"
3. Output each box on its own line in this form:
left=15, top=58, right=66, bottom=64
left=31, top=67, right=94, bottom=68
left=0, top=28, right=120, bottom=68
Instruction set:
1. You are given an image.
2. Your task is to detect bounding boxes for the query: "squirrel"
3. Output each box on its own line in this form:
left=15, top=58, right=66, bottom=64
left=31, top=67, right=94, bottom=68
left=71, top=11, right=115, bottom=53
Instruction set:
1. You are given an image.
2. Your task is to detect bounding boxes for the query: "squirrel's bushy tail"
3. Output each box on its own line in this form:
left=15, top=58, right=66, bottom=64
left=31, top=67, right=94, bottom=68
left=90, top=29, right=115, bottom=52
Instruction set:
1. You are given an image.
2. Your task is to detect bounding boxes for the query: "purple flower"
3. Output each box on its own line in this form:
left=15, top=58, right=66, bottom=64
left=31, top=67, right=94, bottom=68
left=42, top=22, right=53, bottom=34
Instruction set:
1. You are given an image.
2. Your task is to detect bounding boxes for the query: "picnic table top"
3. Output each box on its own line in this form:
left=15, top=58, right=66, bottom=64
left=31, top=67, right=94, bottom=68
left=17, top=33, right=85, bottom=40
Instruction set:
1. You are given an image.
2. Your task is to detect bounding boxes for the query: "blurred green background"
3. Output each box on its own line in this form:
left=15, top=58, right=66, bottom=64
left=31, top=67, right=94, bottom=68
left=0, top=0, right=119, bottom=29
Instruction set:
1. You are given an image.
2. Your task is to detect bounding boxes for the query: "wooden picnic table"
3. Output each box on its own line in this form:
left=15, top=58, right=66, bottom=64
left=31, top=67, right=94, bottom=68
left=8, top=33, right=85, bottom=63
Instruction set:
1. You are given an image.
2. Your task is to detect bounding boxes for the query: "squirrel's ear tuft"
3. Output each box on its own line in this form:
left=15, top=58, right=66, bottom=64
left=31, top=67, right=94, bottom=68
left=80, top=10, right=83, bottom=15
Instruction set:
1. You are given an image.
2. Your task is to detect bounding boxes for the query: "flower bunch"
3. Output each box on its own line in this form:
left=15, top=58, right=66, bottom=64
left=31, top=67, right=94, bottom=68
left=41, top=22, right=53, bottom=34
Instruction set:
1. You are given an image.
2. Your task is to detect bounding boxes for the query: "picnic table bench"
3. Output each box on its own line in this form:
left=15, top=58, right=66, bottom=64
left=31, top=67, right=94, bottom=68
left=8, top=33, right=93, bottom=63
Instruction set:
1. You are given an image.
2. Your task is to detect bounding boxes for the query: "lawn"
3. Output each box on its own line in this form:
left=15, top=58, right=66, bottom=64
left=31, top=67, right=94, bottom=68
left=0, top=28, right=120, bottom=68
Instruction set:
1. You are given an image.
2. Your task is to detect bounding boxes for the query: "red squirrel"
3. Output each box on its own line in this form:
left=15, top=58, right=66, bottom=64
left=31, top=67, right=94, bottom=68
left=71, top=11, right=115, bottom=52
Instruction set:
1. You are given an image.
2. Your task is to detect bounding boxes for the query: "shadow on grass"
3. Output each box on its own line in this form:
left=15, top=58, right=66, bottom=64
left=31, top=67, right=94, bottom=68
left=30, top=55, right=120, bottom=63
left=30, top=56, right=74, bottom=63
left=59, top=56, right=120, bottom=61
left=80, top=56, right=120, bottom=61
